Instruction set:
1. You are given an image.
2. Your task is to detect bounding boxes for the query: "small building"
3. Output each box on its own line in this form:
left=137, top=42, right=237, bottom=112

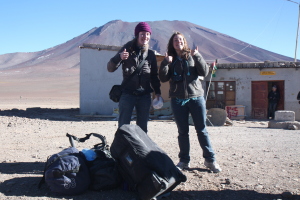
left=79, top=44, right=122, bottom=115
left=203, top=61, right=300, bottom=121
left=79, top=43, right=300, bottom=121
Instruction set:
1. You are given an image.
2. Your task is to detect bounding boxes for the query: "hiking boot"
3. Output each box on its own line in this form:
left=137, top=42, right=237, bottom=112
left=204, top=161, right=222, bottom=173
left=176, top=162, right=190, bottom=170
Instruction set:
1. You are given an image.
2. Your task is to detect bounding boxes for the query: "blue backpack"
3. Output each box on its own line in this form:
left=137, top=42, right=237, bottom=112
left=38, top=145, right=91, bottom=195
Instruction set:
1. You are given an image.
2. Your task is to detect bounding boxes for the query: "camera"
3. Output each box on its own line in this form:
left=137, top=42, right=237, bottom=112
left=172, top=75, right=183, bottom=82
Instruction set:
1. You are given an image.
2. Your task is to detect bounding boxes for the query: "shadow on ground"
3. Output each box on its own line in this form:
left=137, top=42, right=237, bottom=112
left=1, top=162, right=299, bottom=200
left=0, top=107, right=115, bottom=122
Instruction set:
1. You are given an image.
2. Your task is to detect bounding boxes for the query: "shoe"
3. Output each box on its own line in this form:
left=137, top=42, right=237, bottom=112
left=176, top=162, right=190, bottom=170
left=204, top=161, right=222, bottom=173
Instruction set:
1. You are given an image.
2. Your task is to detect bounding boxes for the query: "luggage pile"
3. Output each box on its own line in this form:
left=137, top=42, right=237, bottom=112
left=111, top=124, right=187, bottom=200
left=39, top=124, right=187, bottom=200
left=39, top=132, right=121, bottom=195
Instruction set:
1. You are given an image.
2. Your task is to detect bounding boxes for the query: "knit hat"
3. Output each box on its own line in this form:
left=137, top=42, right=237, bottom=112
left=272, top=85, right=277, bottom=89
left=134, top=22, right=152, bottom=36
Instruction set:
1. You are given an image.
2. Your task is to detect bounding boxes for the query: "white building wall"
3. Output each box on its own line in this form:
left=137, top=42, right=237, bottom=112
left=80, top=47, right=121, bottom=115
left=205, top=68, right=300, bottom=120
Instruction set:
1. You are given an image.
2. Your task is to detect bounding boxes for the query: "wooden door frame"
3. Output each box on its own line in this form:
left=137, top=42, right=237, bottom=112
left=251, top=80, right=284, bottom=119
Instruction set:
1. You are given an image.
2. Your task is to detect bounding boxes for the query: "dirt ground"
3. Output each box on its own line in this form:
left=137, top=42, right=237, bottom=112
left=0, top=102, right=299, bottom=200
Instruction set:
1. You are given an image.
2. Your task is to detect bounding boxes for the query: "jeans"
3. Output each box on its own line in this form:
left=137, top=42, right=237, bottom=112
left=118, top=93, right=151, bottom=133
left=268, top=102, right=277, bottom=119
left=171, top=96, right=215, bottom=163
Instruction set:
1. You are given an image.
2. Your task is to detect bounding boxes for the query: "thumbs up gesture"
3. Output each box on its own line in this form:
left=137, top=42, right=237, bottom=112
left=191, top=46, right=199, bottom=56
left=165, top=52, right=173, bottom=63
left=120, top=48, right=129, bottom=60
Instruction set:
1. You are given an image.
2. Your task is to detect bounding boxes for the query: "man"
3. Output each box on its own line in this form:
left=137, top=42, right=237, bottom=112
left=268, top=85, right=280, bottom=119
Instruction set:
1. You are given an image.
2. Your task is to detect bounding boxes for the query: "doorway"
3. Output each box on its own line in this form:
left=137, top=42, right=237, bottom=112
left=251, top=81, right=284, bottom=119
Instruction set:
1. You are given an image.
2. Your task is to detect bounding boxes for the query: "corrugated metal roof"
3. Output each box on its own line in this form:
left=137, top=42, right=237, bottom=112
left=216, top=61, right=300, bottom=69
left=79, top=43, right=121, bottom=51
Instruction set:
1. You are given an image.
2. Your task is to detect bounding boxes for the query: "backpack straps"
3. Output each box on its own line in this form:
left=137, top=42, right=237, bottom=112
left=66, top=133, right=108, bottom=150
left=121, top=58, right=146, bottom=88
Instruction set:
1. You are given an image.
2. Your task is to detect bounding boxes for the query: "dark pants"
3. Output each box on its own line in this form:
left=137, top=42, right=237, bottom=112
left=118, top=93, right=151, bottom=133
left=171, top=96, right=215, bottom=164
left=268, top=102, right=277, bottom=119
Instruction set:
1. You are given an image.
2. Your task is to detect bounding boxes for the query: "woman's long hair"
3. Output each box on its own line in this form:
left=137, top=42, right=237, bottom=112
left=167, top=32, right=190, bottom=60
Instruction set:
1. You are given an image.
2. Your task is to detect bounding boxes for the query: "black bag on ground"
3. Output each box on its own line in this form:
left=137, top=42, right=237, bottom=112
left=110, top=124, right=187, bottom=200
left=67, top=133, right=122, bottom=191
left=109, top=85, right=122, bottom=103
left=38, top=147, right=91, bottom=195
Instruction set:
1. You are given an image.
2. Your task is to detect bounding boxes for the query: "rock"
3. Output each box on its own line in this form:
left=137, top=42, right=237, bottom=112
left=288, top=124, right=298, bottom=130
left=225, top=178, right=231, bottom=184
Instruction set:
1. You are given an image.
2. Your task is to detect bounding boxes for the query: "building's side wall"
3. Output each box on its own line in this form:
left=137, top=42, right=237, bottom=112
left=80, top=48, right=121, bottom=115
left=204, top=68, right=300, bottom=120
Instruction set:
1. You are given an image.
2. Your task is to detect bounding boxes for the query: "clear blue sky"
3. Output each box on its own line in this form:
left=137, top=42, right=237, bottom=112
left=0, top=0, right=298, bottom=59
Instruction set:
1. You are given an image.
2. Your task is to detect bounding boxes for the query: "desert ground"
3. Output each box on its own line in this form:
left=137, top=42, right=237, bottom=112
left=0, top=76, right=300, bottom=200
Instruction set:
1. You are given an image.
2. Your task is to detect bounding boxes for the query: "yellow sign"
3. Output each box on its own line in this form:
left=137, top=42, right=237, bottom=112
left=260, top=71, right=276, bottom=75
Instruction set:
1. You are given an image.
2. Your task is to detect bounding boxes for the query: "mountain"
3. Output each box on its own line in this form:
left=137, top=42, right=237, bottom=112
left=0, top=20, right=294, bottom=107
left=0, top=20, right=294, bottom=75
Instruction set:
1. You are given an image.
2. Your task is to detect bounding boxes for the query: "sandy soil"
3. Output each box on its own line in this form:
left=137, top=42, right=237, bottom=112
left=0, top=102, right=299, bottom=200
left=0, top=69, right=299, bottom=199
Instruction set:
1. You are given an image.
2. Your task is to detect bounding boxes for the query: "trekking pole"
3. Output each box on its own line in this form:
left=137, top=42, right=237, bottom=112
left=205, top=61, right=216, bottom=127
left=205, top=62, right=214, bottom=102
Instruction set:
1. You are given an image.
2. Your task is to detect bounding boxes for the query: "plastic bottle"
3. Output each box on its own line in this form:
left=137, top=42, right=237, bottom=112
left=81, top=148, right=97, bottom=161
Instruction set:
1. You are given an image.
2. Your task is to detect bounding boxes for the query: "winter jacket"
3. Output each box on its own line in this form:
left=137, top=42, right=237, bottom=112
left=268, top=90, right=280, bottom=103
left=159, top=52, right=209, bottom=99
left=107, top=41, right=161, bottom=95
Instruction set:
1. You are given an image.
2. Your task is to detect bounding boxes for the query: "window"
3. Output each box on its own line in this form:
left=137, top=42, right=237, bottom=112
left=206, top=81, right=236, bottom=109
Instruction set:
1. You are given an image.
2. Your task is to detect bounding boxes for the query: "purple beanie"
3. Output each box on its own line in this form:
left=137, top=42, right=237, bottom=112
left=134, top=22, right=152, bottom=36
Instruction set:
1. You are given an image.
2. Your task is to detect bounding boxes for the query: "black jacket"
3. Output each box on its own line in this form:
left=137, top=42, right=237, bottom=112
left=268, top=90, right=280, bottom=103
left=107, top=41, right=161, bottom=95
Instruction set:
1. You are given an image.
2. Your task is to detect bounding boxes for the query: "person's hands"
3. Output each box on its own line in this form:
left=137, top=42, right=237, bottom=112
left=165, top=52, right=173, bottom=63
left=120, top=48, right=129, bottom=60
left=191, top=46, right=199, bottom=56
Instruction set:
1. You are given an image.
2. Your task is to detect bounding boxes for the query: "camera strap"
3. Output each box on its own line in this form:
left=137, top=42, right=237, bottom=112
left=121, top=58, right=146, bottom=88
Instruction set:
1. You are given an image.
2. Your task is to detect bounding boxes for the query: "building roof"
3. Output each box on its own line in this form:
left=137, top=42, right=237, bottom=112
left=216, top=61, right=300, bottom=69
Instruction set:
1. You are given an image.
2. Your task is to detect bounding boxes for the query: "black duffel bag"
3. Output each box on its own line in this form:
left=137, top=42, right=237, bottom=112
left=66, top=133, right=122, bottom=191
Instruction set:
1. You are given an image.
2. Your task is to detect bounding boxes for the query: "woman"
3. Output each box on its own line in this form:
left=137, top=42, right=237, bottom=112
left=107, top=22, right=161, bottom=133
left=159, top=32, right=221, bottom=173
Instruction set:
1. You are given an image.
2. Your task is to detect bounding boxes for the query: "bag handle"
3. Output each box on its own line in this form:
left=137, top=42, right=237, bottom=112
left=66, top=133, right=107, bottom=150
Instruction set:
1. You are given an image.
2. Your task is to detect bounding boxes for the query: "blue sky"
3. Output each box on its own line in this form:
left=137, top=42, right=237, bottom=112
left=0, top=0, right=298, bottom=60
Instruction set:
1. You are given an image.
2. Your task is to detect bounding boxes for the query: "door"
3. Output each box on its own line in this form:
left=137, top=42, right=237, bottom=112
left=206, top=81, right=236, bottom=109
left=268, top=81, right=284, bottom=111
left=252, top=81, right=285, bottom=119
left=252, top=81, right=268, bottom=119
